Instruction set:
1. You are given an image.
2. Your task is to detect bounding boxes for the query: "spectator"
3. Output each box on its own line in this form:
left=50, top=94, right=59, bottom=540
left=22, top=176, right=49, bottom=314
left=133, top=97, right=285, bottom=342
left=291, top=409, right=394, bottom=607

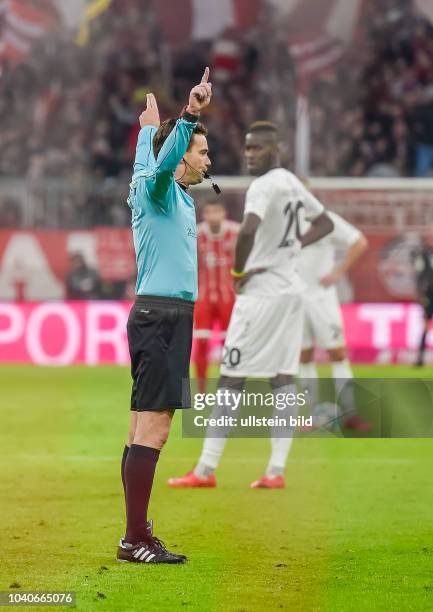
left=66, top=252, right=100, bottom=299
left=1, top=0, right=433, bottom=230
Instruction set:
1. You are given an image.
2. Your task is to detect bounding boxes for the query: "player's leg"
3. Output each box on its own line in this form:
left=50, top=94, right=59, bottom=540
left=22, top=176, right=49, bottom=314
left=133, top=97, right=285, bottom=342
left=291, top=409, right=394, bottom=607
left=193, top=374, right=245, bottom=478
left=298, top=301, right=319, bottom=407
left=168, top=295, right=252, bottom=488
left=415, top=297, right=433, bottom=366
left=416, top=319, right=430, bottom=366
left=327, top=345, right=370, bottom=431
left=195, top=338, right=210, bottom=392
left=193, top=300, right=212, bottom=392
left=299, top=349, right=319, bottom=405
left=195, top=294, right=270, bottom=480
left=167, top=374, right=245, bottom=487
left=308, top=290, right=368, bottom=430
left=189, top=298, right=241, bottom=479
left=250, top=373, right=297, bottom=489
left=250, top=295, right=304, bottom=489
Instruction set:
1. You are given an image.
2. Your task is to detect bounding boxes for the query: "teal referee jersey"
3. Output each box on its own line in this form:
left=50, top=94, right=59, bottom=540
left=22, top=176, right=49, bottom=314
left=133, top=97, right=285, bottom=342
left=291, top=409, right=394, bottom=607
left=128, top=115, right=198, bottom=302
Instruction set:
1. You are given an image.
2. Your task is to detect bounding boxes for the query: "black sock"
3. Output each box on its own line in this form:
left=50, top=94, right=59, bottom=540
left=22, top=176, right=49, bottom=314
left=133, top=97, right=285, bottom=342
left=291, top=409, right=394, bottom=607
left=121, top=445, right=129, bottom=502
left=418, top=330, right=428, bottom=363
left=124, top=444, right=160, bottom=545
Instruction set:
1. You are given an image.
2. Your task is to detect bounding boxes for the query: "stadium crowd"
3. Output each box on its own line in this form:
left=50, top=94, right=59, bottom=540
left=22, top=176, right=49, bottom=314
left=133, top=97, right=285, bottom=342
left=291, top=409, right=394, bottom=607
left=309, top=0, right=433, bottom=178
left=0, top=0, right=433, bottom=228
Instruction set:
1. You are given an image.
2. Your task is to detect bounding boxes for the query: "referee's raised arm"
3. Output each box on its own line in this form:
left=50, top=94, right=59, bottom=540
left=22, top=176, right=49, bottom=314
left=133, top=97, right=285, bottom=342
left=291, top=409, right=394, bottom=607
left=134, top=93, right=161, bottom=172
left=149, top=68, right=212, bottom=200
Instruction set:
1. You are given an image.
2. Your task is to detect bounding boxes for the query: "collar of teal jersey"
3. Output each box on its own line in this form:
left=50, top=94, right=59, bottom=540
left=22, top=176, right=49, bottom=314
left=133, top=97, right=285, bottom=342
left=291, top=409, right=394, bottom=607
left=176, top=180, right=189, bottom=192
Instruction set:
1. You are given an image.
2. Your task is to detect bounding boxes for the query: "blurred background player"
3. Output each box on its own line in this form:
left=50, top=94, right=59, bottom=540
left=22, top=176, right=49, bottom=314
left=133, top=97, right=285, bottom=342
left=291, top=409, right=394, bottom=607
left=65, top=252, right=100, bottom=300
left=168, top=121, right=333, bottom=490
left=413, top=224, right=433, bottom=366
left=195, top=199, right=239, bottom=392
left=297, top=211, right=369, bottom=430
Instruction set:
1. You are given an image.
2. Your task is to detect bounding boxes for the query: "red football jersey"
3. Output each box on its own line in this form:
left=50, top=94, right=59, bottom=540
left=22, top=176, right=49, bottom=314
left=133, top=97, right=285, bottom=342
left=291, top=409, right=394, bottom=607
left=197, top=220, right=240, bottom=304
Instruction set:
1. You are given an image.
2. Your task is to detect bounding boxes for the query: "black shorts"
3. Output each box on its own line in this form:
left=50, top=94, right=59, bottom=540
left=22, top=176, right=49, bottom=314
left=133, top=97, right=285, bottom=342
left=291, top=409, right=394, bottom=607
left=127, top=295, right=194, bottom=411
left=422, top=290, right=433, bottom=320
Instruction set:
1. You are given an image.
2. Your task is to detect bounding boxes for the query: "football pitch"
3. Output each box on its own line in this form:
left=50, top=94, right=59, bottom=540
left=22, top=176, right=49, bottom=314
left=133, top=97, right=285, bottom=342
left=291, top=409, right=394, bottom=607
left=1, top=364, right=433, bottom=612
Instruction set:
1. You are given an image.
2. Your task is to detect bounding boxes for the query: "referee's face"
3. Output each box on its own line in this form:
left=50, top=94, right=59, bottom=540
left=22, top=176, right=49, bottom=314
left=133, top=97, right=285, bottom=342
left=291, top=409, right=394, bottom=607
left=183, top=134, right=211, bottom=185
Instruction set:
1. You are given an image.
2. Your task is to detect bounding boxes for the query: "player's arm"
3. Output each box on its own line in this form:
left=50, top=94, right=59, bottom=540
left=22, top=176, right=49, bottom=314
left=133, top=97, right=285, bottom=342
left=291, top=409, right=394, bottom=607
left=300, top=212, right=334, bottom=248
left=297, top=177, right=334, bottom=247
left=231, top=179, right=270, bottom=290
left=233, top=213, right=261, bottom=272
left=320, top=234, right=368, bottom=287
left=231, top=214, right=266, bottom=291
left=149, top=68, right=212, bottom=201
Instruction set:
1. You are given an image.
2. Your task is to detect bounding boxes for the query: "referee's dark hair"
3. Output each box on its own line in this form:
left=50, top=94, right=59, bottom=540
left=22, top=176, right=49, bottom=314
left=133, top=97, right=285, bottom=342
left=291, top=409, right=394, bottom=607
left=153, top=119, right=208, bottom=159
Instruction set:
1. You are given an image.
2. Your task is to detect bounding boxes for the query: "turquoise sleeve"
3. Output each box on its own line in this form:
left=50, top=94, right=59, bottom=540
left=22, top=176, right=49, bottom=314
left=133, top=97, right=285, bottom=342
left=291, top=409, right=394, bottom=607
left=134, top=126, right=157, bottom=172
left=148, top=117, right=197, bottom=203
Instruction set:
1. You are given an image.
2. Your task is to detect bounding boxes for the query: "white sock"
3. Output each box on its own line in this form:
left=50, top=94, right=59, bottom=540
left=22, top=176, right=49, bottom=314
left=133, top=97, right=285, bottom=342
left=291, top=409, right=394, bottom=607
left=195, top=437, right=227, bottom=476
left=298, top=362, right=318, bottom=407
left=266, top=437, right=294, bottom=477
left=331, top=359, right=353, bottom=396
left=299, top=362, right=318, bottom=379
left=331, top=359, right=353, bottom=386
left=331, top=359, right=355, bottom=416
left=194, top=388, right=241, bottom=477
left=266, top=385, right=297, bottom=477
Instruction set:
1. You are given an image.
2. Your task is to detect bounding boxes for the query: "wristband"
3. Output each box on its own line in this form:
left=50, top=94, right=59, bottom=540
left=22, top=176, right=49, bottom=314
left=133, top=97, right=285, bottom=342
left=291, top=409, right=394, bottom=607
left=180, top=106, right=199, bottom=122
left=230, top=269, right=246, bottom=279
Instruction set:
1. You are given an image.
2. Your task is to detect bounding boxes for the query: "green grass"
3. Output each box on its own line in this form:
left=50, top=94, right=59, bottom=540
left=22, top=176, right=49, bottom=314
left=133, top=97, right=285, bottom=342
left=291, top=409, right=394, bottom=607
left=1, top=365, right=433, bottom=611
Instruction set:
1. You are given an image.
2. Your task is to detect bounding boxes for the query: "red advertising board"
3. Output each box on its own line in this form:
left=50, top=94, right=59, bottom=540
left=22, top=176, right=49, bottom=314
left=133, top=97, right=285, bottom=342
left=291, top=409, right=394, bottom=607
left=0, top=228, right=421, bottom=302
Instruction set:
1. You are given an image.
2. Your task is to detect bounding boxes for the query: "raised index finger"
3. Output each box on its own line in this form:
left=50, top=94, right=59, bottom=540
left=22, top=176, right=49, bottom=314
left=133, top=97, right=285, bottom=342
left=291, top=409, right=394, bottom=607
left=201, top=67, right=210, bottom=83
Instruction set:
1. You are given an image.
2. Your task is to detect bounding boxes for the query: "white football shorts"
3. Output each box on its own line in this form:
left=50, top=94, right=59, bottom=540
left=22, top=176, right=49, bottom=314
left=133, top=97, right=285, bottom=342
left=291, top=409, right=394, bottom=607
left=220, top=293, right=304, bottom=378
left=302, top=289, right=345, bottom=350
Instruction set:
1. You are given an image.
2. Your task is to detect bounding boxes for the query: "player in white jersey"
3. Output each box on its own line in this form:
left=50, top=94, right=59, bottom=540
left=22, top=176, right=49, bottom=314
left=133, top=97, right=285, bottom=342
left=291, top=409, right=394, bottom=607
left=168, top=121, right=334, bottom=490
left=298, top=211, right=369, bottom=430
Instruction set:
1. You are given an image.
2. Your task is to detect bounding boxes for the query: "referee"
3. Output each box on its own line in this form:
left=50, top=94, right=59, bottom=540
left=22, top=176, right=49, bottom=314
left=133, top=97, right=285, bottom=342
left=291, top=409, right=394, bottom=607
left=414, top=228, right=433, bottom=367
left=117, top=68, right=212, bottom=564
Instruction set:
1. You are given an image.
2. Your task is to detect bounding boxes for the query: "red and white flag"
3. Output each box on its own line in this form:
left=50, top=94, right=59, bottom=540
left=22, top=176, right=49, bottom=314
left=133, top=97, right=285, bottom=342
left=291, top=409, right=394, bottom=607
left=274, top=0, right=364, bottom=88
left=269, top=0, right=364, bottom=176
left=154, top=0, right=261, bottom=47
left=0, top=0, right=59, bottom=64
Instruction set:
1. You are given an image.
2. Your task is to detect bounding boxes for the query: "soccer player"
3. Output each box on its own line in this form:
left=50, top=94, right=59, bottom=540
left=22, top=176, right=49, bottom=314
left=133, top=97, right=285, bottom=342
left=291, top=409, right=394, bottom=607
left=298, top=211, right=369, bottom=430
left=168, top=121, right=333, bottom=490
left=195, top=199, right=239, bottom=392
left=413, top=225, right=433, bottom=366
left=117, top=68, right=212, bottom=564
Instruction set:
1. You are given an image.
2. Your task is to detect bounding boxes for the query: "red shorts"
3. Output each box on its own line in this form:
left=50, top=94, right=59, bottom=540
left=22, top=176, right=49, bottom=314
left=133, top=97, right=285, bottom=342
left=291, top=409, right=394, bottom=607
left=194, top=300, right=234, bottom=338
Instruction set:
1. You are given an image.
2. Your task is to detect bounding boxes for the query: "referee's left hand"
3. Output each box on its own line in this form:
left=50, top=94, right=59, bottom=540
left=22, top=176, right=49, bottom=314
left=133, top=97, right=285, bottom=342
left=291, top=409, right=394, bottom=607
left=186, top=67, right=212, bottom=115
left=139, top=93, right=160, bottom=128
